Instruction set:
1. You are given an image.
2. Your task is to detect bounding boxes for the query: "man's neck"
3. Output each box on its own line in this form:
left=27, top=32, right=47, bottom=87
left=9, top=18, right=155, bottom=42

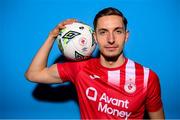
left=100, top=54, right=126, bottom=68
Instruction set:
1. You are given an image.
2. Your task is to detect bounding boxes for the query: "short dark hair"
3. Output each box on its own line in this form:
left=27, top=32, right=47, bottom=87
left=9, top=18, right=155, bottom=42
left=93, top=7, right=128, bottom=30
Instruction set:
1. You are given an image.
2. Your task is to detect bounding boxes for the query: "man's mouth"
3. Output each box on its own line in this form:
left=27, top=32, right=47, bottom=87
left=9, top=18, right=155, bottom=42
left=105, top=46, right=118, bottom=51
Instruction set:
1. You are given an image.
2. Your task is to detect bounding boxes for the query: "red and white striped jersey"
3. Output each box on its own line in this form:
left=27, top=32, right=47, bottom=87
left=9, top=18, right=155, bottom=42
left=57, top=58, right=162, bottom=119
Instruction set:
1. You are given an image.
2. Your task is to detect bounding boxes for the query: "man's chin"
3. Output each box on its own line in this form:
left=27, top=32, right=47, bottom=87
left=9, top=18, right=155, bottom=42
left=101, top=50, right=123, bottom=61
left=102, top=54, right=120, bottom=62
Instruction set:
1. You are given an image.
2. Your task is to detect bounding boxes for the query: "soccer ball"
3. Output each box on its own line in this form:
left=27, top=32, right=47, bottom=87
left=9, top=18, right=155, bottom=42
left=56, top=22, right=96, bottom=61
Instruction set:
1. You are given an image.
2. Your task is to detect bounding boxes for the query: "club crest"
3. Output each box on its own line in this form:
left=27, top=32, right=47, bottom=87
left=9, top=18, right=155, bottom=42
left=124, top=82, right=136, bottom=94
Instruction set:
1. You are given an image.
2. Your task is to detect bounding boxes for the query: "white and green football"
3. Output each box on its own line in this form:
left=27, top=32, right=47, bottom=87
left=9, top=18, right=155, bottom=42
left=56, top=22, right=96, bottom=61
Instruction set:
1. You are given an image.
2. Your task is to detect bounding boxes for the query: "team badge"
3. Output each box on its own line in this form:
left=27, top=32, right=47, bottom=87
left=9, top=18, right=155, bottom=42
left=124, top=82, right=136, bottom=94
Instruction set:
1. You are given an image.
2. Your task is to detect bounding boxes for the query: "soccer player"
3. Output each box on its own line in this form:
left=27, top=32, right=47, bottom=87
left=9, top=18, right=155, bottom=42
left=25, top=7, right=165, bottom=119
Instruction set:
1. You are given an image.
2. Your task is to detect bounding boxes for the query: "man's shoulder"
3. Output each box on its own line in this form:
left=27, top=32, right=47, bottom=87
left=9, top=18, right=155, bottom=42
left=79, top=57, right=99, bottom=67
left=81, top=57, right=99, bottom=63
left=127, top=58, right=150, bottom=69
left=128, top=58, right=158, bottom=79
left=127, top=58, right=157, bottom=74
left=58, top=57, right=99, bottom=69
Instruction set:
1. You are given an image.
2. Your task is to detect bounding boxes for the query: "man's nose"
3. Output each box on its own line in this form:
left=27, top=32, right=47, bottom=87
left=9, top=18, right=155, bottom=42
left=107, top=33, right=115, bottom=44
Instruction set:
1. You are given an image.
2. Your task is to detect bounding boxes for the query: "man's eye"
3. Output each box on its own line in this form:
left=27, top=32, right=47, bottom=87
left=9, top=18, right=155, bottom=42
left=99, top=31, right=106, bottom=35
left=116, top=30, right=123, bottom=34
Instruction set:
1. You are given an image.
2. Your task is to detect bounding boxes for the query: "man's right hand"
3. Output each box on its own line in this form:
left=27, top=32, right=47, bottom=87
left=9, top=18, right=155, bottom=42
left=49, top=19, right=77, bottom=39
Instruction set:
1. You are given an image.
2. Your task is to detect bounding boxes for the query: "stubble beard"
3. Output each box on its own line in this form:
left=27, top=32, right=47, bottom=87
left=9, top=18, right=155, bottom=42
left=101, top=50, right=124, bottom=62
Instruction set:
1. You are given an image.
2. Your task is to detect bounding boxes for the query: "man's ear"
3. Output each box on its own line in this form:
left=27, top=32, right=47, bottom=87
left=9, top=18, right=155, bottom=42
left=125, top=30, right=129, bottom=42
left=93, top=32, right=98, bottom=43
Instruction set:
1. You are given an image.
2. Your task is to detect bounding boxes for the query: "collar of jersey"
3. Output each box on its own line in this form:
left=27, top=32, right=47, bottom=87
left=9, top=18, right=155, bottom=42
left=95, top=57, right=128, bottom=71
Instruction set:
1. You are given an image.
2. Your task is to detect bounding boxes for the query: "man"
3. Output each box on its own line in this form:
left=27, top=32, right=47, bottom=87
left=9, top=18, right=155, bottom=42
left=25, top=7, right=165, bottom=119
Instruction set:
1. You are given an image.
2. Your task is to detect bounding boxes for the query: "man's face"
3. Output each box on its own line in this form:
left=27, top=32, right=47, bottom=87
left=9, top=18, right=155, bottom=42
left=94, top=15, right=129, bottom=59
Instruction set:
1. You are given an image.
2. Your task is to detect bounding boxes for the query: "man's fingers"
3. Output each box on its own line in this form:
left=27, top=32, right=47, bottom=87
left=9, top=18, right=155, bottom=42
left=49, top=19, right=78, bottom=38
left=57, top=19, right=78, bottom=29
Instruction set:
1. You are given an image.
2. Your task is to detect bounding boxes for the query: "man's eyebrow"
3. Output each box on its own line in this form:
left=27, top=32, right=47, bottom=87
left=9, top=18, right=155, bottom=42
left=114, top=27, right=125, bottom=30
left=97, top=27, right=125, bottom=32
left=97, top=28, right=108, bottom=32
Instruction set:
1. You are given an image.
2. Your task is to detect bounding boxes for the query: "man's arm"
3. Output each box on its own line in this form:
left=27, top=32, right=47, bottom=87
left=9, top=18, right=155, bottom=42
left=25, top=19, right=77, bottom=84
left=148, top=107, right=165, bottom=119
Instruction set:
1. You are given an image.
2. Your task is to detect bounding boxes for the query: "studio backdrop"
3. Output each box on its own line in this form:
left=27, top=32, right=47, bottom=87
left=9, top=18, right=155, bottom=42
left=0, top=0, right=180, bottom=119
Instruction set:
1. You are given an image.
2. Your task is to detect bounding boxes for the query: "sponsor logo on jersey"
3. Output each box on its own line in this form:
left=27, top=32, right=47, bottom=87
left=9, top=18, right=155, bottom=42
left=86, top=87, right=97, bottom=101
left=86, top=87, right=131, bottom=120
left=89, top=75, right=100, bottom=80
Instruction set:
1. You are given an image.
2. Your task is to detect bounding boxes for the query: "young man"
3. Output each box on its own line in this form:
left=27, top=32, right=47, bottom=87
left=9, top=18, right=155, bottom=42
left=25, top=7, right=165, bottom=119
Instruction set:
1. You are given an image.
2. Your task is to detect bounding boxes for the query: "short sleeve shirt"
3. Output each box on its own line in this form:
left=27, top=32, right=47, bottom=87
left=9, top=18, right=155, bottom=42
left=57, top=58, right=162, bottom=119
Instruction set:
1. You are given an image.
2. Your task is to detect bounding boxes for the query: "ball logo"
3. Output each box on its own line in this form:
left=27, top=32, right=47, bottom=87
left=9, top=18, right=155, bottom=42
left=86, top=87, right=97, bottom=101
left=79, top=37, right=87, bottom=46
left=62, top=30, right=80, bottom=39
left=75, top=51, right=84, bottom=60
left=124, top=82, right=136, bottom=94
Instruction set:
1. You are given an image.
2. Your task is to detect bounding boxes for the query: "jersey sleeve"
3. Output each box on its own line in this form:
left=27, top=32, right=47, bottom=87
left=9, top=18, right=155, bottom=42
left=56, top=62, right=82, bottom=83
left=145, top=70, right=163, bottom=112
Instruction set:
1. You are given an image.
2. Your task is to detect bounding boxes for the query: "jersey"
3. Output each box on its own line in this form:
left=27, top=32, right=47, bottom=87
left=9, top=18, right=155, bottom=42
left=56, top=58, right=162, bottom=119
